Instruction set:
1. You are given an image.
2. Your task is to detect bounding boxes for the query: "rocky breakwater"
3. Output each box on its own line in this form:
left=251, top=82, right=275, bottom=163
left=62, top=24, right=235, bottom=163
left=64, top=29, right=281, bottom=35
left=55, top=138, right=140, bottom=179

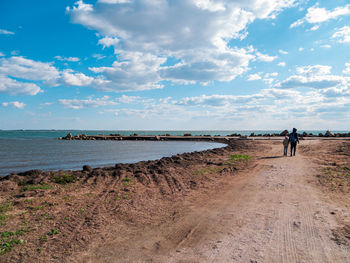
left=59, top=133, right=232, bottom=143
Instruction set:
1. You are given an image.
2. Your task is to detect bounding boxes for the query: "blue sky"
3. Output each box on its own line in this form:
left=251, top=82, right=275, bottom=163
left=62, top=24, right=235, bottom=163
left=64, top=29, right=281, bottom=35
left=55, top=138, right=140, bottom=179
left=1, top=0, right=350, bottom=130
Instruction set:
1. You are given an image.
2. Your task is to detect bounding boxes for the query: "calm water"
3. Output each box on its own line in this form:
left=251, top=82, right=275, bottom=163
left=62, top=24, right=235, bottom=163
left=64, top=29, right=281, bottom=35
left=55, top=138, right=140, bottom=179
left=0, top=135, right=226, bottom=176
left=1, top=130, right=349, bottom=176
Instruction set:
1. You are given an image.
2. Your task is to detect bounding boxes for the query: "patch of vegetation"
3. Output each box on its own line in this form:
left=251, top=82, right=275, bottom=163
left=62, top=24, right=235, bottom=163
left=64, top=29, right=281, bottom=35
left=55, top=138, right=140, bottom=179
left=21, top=184, right=52, bottom=192
left=321, top=167, right=350, bottom=191
left=39, top=235, right=47, bottom=242
left=0, top=213, right=6, bottom=226
left=63, top=196, right=70, bottom=201
left=121, top=177, right=132, bottom=182
left=0, top=203, right=13, bottom=213
left=50, top=174, right=76, bottom=184
left=0, top=228, right=29, bottom=255
left=195, top=166, right=226, bottom=176
left=48, top=229, right=59, bottom=236
left=85, top=193, right=93, bottom=197
left=229, top=154, right=251, bottom=162
left=30, top=205, right=45, bottom=211
left=115, top=196, right=121, bottom=201
left=0, top=203, right=13, bottom=226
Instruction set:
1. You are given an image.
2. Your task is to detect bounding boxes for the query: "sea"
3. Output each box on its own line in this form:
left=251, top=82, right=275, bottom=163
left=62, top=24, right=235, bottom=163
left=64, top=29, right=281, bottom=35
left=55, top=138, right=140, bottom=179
left=0, top=130, right=348, bottom=176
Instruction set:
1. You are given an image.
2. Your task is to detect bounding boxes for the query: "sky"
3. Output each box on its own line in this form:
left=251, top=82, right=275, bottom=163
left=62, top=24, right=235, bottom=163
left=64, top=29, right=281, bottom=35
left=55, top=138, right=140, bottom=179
left=1, top=0, right=350, bottom=130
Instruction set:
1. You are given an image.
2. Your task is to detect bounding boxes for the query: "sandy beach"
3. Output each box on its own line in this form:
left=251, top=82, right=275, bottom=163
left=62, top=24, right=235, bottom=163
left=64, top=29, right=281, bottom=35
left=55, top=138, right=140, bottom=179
left=1, top=138, right=350, bottom=262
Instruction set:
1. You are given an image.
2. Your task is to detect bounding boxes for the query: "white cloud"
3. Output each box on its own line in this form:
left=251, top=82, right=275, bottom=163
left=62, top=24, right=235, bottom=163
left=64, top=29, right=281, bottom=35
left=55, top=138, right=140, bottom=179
left=173, top=94, right=264, bottom=107
left=320, top=44, right=331, bottom=49
left=60, top=70, right=95, bottom=86
left=54, top=56, right=80, bottom=62
left=92, top=54, right=106, bottom=60
left=89, top=51, right=166, bottom=91
left=309, top=25, right=319, bottom=31
left=98, top=0, right=131, bottom=4
left=278, top=62, right=286, bottom=67
left=0, top=56, right=112, bottom=95
left=265, top=72, right=278, bottom=77
left=0, top=29, right=14, bottom=35
left=279, top=49, right=288, bottom=55
left=0, top=75, right=42, bottom=96
left=296, top=65, right=331, bottom=76
left=332, top=26, right=350, bottom=43
left=256, top=52, right=278, bottom=62
left=0, top=56, right=59, bottom=83
left=291, top=4, right=350, bottom=28
left=117, top=95, right=141, bottom=104
left=98, top=37, right=120, bottom=48
left=298, top=47, right=304, bottom=51
left=0, top=52, right=5, bottom=57
left=276, top=65, right=350, bottom=90
left=10, top=50, right=19, bottom=56
left=67, top=0, right=296, bottom=91
left=2, top=101, right=26, bottom=109
left=343, top=63, right=350, bottom=75
left=247, top=73, right=262, bottom=81
left=59, top=96, right=118, bottom=109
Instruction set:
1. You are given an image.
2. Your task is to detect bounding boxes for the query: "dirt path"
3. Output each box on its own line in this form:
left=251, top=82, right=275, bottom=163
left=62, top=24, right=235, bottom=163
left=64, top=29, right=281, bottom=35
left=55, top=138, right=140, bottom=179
left=76, top=141, right=350, bottom=263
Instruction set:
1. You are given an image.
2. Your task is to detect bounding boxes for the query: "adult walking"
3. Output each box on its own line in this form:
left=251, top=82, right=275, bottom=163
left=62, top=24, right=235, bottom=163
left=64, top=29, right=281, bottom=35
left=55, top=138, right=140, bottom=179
left=289, top=128, right=299, bottom=156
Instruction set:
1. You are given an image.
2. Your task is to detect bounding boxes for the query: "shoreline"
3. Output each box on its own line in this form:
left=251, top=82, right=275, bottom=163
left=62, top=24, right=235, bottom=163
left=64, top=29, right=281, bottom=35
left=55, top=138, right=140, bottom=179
left=0, top=138, right=349, bottom=261
left=2, top=134, right=350, bottom=178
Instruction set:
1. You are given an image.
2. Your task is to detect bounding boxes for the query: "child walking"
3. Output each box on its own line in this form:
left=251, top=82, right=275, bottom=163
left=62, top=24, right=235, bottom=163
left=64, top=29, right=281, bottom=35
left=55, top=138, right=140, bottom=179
left=283, top=135, right=289, bottom=156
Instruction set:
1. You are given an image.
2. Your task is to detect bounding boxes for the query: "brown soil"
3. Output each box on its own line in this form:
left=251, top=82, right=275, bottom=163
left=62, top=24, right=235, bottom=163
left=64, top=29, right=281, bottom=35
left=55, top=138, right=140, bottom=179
left=1, top=139, right=350, bottom=262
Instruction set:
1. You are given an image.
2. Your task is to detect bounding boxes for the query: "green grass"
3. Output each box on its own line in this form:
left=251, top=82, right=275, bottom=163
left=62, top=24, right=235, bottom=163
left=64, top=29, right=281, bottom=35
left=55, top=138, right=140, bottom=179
left=121, top=177, right=132, bottom=182
left=229, top=154, right=251, bottom=162
left=0, top=203, right=13, bottom=213
left=0, top=203, right=13, bottom=226
left=0, top=214, right=6, bottom=226
left=39, top=235, right=47, bottom=242
left=0, top=239, right=24, bottom=255
left=0, top=228, right=29, bottom=255
left=30, top=205, right=45, bottom=211
left=50, top=174, right=76, bottom=184
left=48, top=229, right=59, bottom=236
left=21, top=184, right=52, bottom=192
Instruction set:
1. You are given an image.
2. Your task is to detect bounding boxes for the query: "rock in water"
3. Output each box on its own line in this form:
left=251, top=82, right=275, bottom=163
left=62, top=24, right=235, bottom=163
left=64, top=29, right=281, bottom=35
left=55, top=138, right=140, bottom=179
left=325, top=130, right=335, bottom=137
left=83, top=165, right=92, bottom=172
left=65, top=133, right=73, bottom=140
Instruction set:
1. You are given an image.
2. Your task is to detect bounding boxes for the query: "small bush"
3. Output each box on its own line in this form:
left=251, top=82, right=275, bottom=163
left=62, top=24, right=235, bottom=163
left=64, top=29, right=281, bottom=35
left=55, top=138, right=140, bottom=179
left=229, top=154, right=251, bottom=162
left=121, top=177, right=132, bottom=182
left=50, top=174, right=76, bottom=184
left=48, top=229, right=59, bottom=236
